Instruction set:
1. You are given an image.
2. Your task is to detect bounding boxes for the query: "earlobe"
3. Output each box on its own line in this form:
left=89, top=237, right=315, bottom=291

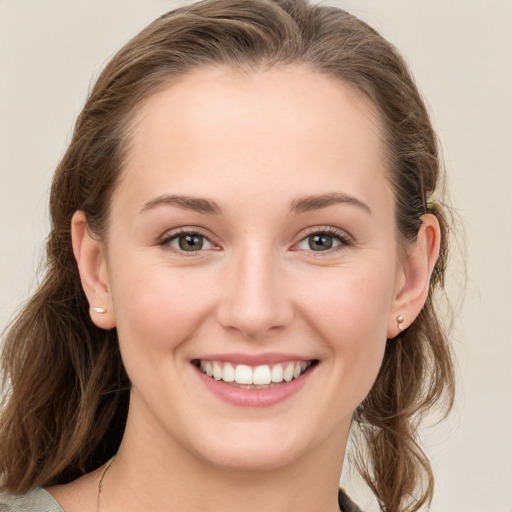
left=71, top=211, right=116, bottom=329
left=387, top=214, right=441, bottom=338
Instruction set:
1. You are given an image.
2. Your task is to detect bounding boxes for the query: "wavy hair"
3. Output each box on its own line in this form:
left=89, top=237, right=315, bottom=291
left=0, top=1, right=455, bottom=510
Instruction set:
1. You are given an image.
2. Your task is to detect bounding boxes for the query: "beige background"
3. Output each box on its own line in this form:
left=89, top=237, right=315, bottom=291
left=1, top=1, right=511, bottom=510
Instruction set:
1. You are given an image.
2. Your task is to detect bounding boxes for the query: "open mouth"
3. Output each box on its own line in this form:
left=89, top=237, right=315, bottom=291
left=192, top=359, right=319, bottom=389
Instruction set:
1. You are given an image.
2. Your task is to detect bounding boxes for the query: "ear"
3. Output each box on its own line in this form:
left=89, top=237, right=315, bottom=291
left=387, top=214, right=441, bottom=338
left=71, top=210, right=116, bottom=329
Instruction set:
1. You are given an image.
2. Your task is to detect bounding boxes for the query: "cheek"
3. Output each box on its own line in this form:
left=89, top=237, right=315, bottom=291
left=109, top=259, right=216, bottom=358
left=294, top=263, right=395, bottom=402
left=298, top=262, right=395, bottom=339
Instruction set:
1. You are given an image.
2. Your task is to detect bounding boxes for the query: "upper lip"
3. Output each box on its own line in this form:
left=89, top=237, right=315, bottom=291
left=193, top=352, right=316, bottom=366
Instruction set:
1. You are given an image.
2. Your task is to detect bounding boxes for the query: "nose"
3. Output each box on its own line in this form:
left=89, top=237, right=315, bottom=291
left=216, top=245, right=294, bottom=339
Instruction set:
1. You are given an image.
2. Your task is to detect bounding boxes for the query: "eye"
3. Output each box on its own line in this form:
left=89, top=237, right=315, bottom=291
left=162, top=230, right=215, bottom=253
left=294, top=228, right=352, bottom=252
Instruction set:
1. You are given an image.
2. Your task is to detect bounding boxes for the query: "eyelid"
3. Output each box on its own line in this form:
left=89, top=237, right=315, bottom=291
left=158, top=227, right=220, bottom=255
left=292, top=226, right=354, bottom=253
left=156, top=225, right=353, bottom=256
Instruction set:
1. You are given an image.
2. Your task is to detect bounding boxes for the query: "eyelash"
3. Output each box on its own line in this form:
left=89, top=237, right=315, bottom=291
left=158, top=226, right=353, bottom=256
left=293, top=227, right=353, bottom=255
left=158, top=228, right=218, bottom=256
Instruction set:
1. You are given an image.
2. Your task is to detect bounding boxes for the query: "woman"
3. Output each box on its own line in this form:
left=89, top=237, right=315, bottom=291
left=0, top=1, right=455, bottom=511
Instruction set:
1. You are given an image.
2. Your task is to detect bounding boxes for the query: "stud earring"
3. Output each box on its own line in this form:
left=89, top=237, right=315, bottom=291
left=93, top=307, right=107, bottom=314
left=397, top=315, right=405, bottom=331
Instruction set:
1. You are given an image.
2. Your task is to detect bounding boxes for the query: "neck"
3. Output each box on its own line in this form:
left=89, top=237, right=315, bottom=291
left=102, top=407, right=349, bottom=512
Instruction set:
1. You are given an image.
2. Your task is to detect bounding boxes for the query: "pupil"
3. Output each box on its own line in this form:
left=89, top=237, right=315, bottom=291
left=179, top=234, right=203, bottom=251
left=309, top=234, right=332, bottom=251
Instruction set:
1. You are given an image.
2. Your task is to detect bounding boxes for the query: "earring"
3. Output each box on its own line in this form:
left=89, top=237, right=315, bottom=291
left=397, top=315, right=405, bottom=331
left=93, top=307, right=107, bottom=314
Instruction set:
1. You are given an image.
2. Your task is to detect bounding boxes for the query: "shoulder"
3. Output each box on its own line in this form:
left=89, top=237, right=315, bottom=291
left=338, top=487, right=363, bottom=512
left=0, top=488, right=64, bottom=512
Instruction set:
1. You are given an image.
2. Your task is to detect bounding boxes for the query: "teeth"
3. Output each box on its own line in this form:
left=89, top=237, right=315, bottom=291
left=222, top=362, right=235, bottom=382
left=283, top=363, right=294, bottom=382
left=271, top=364, right=284, bottom=383
left=253, top=365, right=271, bottom=385
left=234, top=364, right=253, bottom=384
left=198, top=360, right=312, bottom=386
left=212, top=362, right=223, bottom=381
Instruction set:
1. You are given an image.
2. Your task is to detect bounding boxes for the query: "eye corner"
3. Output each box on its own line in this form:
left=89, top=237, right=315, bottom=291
left=158, top=227, right=221, bottom=255
left=291, top=226, right=354, bottom=255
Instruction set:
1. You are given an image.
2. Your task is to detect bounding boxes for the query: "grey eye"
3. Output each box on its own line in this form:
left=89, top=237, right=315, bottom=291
left=295, top=230, right=349, bottom=253
left=307, top=234, right=334, bottom=251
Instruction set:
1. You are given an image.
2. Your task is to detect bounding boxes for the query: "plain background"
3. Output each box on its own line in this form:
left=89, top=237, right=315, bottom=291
left=0, top=1, right=511, bottom=511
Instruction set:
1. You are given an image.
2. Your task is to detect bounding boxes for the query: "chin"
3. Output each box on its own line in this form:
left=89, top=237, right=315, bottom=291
left=188, top=423, right=317, bottom=473
left=200, top=445, right=305, bottom=473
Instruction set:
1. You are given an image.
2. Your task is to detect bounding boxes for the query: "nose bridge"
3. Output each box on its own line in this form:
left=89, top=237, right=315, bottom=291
left=218, top=240, right=292, bottom=338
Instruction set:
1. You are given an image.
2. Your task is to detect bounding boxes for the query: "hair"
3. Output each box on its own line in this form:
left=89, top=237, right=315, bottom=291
left=0, top=1, right=455, bottom=511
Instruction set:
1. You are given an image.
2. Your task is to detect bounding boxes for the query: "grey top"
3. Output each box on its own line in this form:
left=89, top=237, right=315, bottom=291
left=0, top=488, right=63, bottom=511
left=0, top=487, right=362, bottom=511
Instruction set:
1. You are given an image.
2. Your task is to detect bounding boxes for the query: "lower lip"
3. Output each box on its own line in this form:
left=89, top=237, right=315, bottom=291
left=194, top=364, right=316, bottom=407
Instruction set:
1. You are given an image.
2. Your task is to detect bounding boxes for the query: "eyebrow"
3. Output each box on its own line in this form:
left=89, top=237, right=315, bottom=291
left=139, top=191, right=371, bottom=216
left=290, top=192, right=372, bottom=215
left=140, top=194, right=222, bottom=215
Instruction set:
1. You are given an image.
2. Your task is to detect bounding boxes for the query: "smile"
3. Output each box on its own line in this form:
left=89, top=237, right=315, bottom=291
left=194, top=359, right=318, bottom=388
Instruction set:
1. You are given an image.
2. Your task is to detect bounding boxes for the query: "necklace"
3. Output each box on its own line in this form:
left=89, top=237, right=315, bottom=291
left=95, top=458, right=345, bottom=512
left=96, top=458, right=114, bottom=512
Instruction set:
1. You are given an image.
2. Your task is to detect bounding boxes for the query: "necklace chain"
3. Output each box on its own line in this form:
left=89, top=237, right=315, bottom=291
left=95, top=457, right=343, bottom=511
left=96, top=458, right=114, bottom=512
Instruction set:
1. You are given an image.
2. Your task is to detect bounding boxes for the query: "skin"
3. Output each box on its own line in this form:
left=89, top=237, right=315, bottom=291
left=50, top=66, right=440, bottom=512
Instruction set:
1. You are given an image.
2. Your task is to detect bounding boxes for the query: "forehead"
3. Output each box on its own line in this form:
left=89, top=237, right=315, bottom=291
left=117, top=65, right=390, bottom=214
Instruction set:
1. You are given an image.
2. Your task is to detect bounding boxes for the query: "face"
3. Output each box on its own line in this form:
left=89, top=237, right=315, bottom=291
left=100, top=66, right=405, bottom=471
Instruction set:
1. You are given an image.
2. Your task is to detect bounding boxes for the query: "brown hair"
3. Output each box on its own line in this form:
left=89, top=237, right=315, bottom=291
left=0, top=1, right=455, bottom=510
